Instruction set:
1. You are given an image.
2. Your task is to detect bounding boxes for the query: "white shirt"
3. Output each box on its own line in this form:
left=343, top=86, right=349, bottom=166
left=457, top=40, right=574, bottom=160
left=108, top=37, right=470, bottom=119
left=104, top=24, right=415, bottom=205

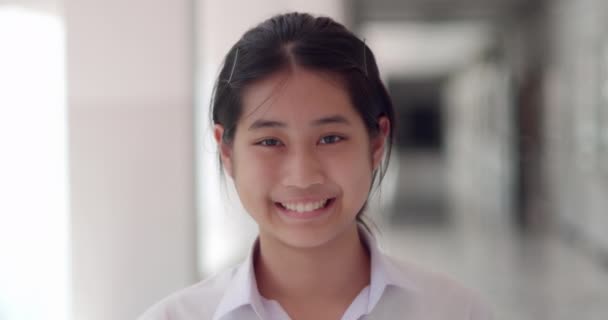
left=138, top=229, right=492, bottom=320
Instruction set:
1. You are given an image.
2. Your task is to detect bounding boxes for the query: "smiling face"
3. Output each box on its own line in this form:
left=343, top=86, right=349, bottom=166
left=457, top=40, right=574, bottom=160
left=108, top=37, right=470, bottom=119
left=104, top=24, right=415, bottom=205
left=214, top=67, right=388, bottom=249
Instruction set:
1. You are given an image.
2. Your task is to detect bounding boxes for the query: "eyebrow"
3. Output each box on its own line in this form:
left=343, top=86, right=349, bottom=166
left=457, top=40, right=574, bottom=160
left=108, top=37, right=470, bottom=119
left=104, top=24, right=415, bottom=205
left=248, top=115, right=351, bottom=130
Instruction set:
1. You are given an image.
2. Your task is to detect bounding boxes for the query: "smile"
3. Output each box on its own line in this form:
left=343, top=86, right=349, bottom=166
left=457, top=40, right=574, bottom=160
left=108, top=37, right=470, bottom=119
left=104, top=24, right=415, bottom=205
left=275, top=198, right=336, bottom=219
left=279, top=199, right=329, bottom=212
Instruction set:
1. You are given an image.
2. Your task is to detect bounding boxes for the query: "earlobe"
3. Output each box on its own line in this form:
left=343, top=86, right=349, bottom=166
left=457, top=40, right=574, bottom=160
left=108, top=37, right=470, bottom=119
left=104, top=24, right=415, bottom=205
left=213, top=124, right=234, bottom=178
left=371, top=116, right=390, bottom=170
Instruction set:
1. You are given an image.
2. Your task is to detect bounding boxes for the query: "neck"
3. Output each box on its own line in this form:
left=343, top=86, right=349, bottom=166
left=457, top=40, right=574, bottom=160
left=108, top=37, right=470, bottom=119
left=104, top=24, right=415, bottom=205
left=254, top=223, right=371, bottom=304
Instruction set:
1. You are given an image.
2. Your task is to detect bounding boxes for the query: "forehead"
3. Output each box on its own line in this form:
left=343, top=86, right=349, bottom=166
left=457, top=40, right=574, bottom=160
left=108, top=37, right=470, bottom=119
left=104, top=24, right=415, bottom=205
left=239, top=68, right=358, bottom=126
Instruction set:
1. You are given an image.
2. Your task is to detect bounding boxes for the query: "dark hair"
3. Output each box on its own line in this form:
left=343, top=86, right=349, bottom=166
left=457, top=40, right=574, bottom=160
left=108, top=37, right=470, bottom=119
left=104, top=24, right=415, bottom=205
left=211, top=12, right=396, bottom=230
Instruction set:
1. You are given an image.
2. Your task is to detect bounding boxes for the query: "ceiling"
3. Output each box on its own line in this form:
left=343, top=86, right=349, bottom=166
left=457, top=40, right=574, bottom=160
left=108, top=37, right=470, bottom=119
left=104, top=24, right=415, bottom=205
left=353, top=0, right=544, bottom=22
left=361, top=20, right=491, bottom=78
left=351, top=0, right=544, bottom=78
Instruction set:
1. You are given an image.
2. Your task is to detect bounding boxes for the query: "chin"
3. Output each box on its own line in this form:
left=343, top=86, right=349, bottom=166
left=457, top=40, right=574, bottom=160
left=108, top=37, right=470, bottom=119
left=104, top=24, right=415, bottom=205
left=272, top=220, right=357, bottom=250
left=280, top=233, right=334, bottom=249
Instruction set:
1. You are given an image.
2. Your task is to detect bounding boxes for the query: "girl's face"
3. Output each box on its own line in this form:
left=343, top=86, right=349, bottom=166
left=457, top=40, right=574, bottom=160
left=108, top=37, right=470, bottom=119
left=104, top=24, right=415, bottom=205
left=214, top=67, right=388, bottom=249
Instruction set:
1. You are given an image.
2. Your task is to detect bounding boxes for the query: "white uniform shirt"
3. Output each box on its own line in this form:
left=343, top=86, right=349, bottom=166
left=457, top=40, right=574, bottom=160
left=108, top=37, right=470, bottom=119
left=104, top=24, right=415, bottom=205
left=138, top=229, right=492, bottom=320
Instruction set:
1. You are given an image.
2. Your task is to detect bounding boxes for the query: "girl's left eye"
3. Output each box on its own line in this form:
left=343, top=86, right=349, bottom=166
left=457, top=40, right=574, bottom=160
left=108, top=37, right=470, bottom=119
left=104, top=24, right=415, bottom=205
left=319, top=135, right=344, bottom=145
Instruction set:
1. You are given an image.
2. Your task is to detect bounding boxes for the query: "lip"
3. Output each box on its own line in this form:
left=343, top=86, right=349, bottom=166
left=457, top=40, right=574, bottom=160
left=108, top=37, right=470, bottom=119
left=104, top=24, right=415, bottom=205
left=274, top=197, right=336, bottom=221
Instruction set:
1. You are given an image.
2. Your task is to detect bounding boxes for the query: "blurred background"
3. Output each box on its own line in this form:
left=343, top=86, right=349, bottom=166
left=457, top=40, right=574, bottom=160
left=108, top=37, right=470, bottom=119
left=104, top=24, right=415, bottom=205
left=1, top=0, right=608, bottom=319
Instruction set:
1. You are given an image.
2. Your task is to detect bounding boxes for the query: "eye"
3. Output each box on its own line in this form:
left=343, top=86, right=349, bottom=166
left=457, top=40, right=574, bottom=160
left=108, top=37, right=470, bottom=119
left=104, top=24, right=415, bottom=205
left=319, top=135, right=344, bottom=145
left=255, top=138, right=283, bottom=147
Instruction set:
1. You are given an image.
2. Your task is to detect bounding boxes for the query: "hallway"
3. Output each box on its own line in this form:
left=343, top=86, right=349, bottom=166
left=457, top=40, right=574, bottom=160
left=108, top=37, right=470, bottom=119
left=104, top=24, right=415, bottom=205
left=4, top=1, right=608, bottom=319
left=375, top=211, right=608, bottom=319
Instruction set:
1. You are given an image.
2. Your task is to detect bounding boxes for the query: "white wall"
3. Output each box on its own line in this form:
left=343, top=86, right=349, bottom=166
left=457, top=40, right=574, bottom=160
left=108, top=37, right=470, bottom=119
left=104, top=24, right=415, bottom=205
left=444, top=60, right=515, bottom=224
left=544, top=0, right=608, bottom=258
left=65, top=0, right=196, bottom=319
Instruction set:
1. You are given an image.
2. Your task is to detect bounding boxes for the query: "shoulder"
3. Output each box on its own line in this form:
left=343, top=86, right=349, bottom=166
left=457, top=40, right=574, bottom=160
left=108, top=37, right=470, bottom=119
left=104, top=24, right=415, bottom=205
left=137, top=266, right=238, bottom=320
left=380, top=254, right=493, bottom=320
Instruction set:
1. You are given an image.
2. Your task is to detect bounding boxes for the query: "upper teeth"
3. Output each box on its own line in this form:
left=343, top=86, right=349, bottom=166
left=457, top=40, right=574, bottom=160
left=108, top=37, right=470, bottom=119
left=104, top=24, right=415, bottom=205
left=281, top=199, right=328, bottom=213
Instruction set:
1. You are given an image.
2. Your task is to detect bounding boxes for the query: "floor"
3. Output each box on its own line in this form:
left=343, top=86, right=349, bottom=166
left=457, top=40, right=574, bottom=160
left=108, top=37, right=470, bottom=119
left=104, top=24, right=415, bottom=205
left=372, top=152, right=608, bottom=320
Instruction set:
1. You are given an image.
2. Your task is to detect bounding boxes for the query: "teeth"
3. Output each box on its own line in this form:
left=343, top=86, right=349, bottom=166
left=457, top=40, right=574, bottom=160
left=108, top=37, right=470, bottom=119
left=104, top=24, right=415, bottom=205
left=281, top=199, right=328, bottom=213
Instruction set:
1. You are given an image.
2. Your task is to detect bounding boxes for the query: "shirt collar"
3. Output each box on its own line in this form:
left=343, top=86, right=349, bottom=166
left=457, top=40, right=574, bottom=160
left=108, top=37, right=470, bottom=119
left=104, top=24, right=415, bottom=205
left=361, top=225, right=417, bottom=312
left=212, top=239, right=267, bottom=320
left=212, top=225, right=415, bottom=320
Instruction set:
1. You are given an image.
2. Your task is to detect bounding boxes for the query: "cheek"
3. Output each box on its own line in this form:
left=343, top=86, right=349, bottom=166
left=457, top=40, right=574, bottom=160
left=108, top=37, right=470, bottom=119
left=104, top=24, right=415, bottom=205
left=325, top=145, right=374, bottom=194
left=231, top=146, right=280, bottom=204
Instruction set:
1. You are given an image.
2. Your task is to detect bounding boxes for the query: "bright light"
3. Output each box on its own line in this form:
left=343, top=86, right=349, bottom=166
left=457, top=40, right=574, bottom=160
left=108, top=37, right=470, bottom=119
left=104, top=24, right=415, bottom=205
left=0, top=5, right=70, bottom=320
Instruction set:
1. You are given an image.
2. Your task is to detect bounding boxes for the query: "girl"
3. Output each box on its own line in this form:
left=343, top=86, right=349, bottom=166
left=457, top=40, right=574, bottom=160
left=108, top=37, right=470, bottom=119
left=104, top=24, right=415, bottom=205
left=140, top=12, right=492, bottom=320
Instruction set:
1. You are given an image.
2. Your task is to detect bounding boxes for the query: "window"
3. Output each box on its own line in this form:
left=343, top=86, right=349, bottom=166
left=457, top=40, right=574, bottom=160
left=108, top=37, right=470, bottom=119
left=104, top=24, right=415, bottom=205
left=0, top=5, right=70, bottom=320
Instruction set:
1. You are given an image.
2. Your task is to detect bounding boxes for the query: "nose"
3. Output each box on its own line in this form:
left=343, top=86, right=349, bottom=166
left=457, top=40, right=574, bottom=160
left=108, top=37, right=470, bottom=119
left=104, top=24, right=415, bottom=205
left=281, top=148, right=325, bottom=189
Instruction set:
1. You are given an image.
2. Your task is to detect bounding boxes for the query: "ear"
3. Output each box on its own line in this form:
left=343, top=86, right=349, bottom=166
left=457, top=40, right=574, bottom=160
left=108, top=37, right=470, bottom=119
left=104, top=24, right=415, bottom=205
left=213, top=124, right=234, bottom=178
left=371, top=116, right=390, bottom=170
